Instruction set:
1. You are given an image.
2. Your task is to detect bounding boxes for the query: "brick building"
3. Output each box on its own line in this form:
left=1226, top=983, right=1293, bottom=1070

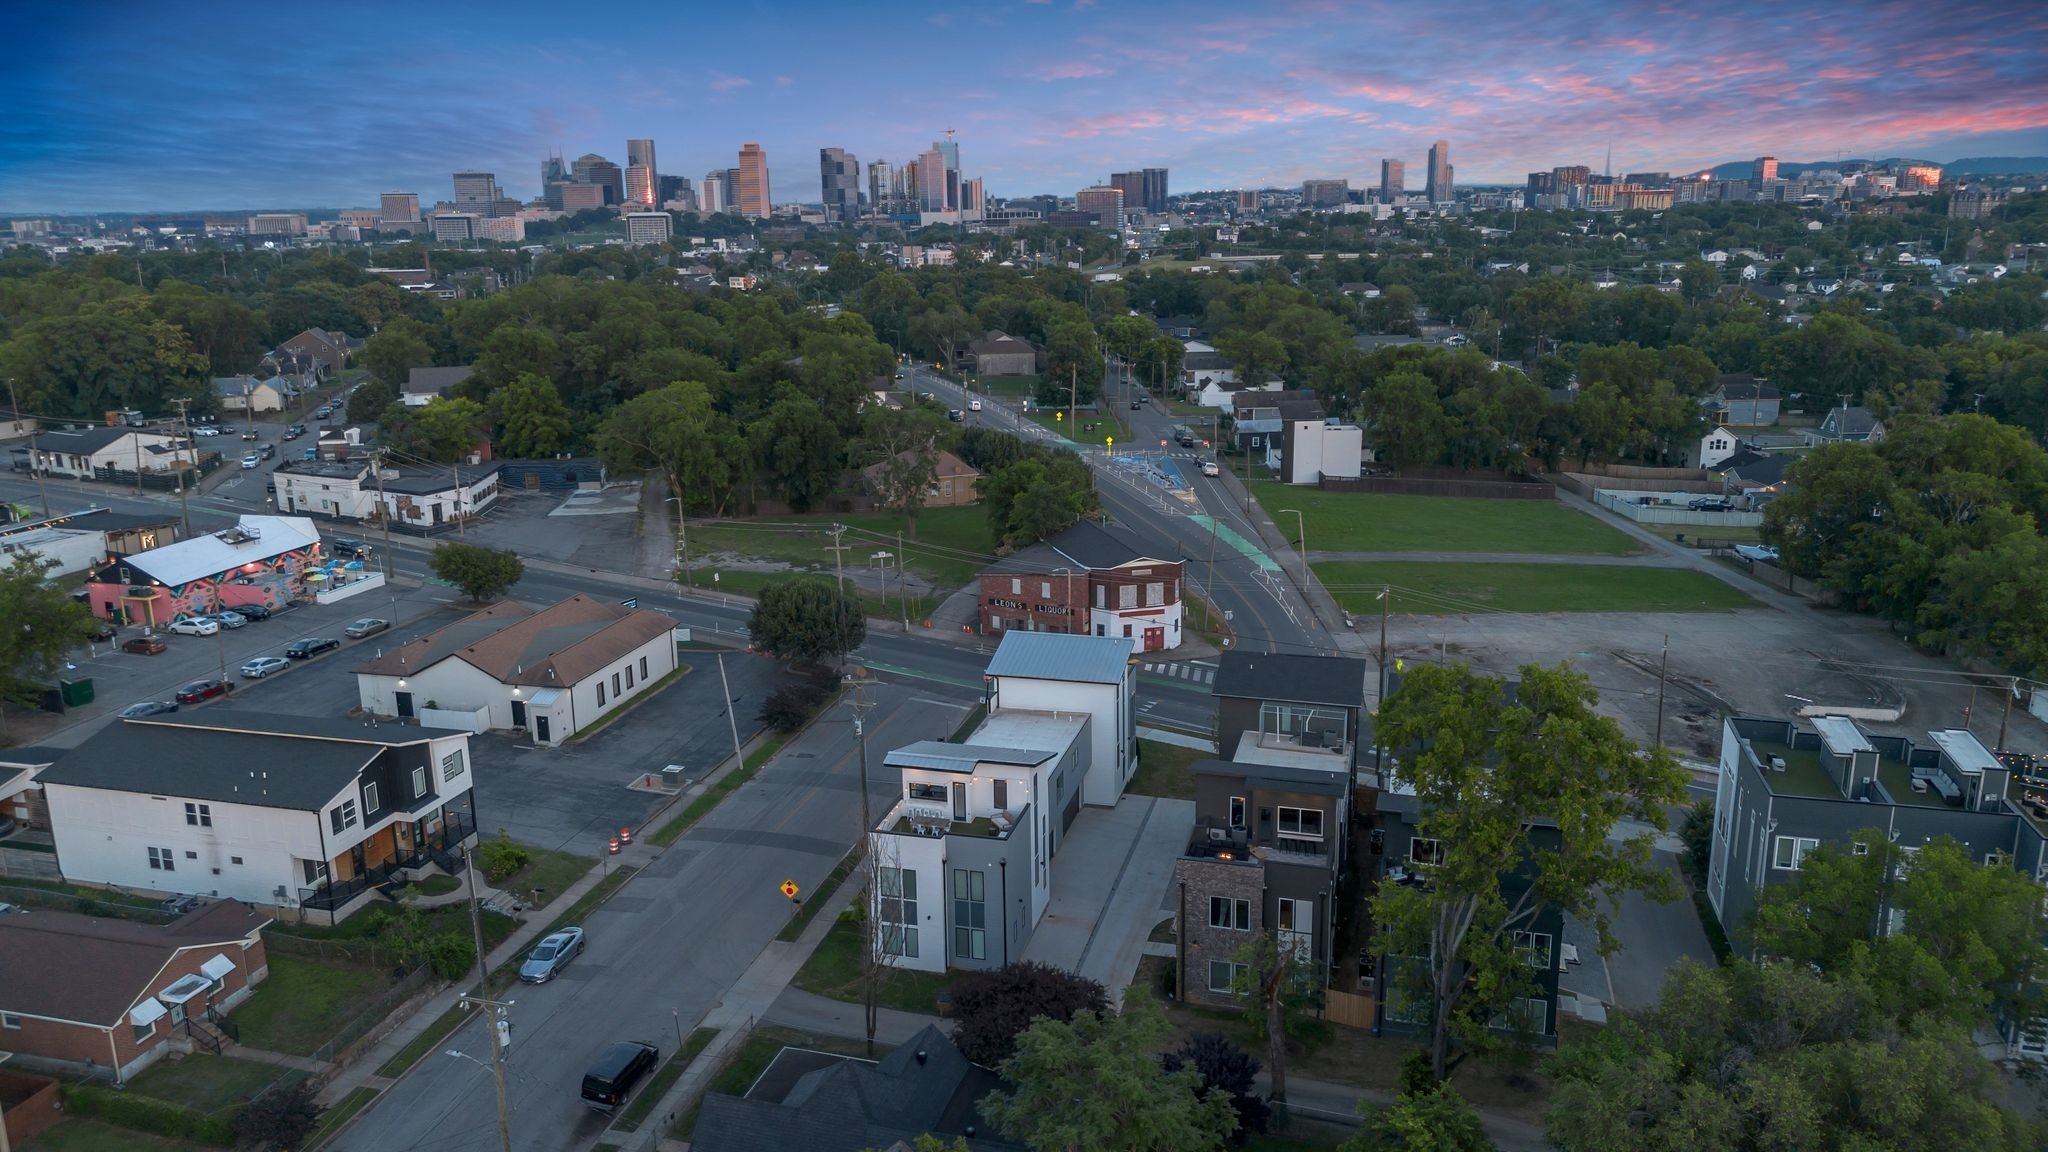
left=977, top=521, right=1185, bottom=651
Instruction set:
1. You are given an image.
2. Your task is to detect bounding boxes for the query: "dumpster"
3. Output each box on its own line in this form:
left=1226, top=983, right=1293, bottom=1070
left=60, top=677, right=95, bottom=707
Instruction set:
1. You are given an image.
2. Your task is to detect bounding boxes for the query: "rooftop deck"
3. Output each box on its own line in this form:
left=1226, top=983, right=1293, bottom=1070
left=1749, top=741, right=1840, bottom=798
left=1876, top=760, right=1954, bottom=808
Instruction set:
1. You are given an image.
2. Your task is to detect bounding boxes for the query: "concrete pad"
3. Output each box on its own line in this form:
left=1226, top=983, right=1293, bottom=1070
left=1020, top=795, right=1195, bottom=1004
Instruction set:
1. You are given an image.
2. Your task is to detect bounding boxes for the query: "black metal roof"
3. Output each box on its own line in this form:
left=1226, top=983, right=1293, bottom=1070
left=1212, top=652, right=1370, bottom=708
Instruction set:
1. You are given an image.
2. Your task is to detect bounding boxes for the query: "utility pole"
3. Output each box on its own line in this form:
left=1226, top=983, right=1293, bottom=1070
left=824, top=523, right=852, bottom=593
left=846, top=675, right=878, bottom=1053
left=170, top=397, right=194, bottom=538
left=716, top=654, right=745, bottom=777
left=1069, top=364, right=1077, bottom=436
left=1999, top=677, right=2017, bottom=751
left=671, top=480, right=694, bottom=588
left=461, top=847, right=514, bottom=1152
left=453, top=459, right=465, bottom=539
left=7, top=378, right=49, bottom=517
left=1376, top=585, right=1390, bottom=712
left=897, top=529, right=909, bottom=630
left=371, top=451, right=394, bottom=586
left=1653, top=635, right=1669, bottom=750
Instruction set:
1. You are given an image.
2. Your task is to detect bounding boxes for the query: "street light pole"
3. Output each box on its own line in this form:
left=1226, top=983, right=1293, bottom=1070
left=460, top=846, right=513, bottom=1152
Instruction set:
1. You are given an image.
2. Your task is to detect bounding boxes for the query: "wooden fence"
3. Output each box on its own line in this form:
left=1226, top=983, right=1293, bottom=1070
left=1321, top=989, right=1377, bottom=1029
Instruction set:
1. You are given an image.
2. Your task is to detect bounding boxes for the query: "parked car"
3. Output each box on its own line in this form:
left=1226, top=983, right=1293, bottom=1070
left=121, top=636, right=168, bottom=655
left=519, top=927, right=586, bottom=983
left=581, top=1041, right=659, bottom=1112
left=343, top=617, right=390, bottom=638
left=233, top=602, right=273, bottom=620
left=175, top=678, right=231, bottom=704
left=213, top=610, right=248, bottom=629
left=240, top=429, right=260, bottom=441
left=259, top=443, right=276, bottom=460
left=968, top=398, right=983, bottom=412
left=314, top=405, right=333, bottom=418
left=330, top=537, right=372, bottom=559
left=239, top=656, right=290, bottom=679
left=1687, top=497, right=1734, bottom=512
left=241, top=453, right=260, bottom=469
left=1200, top=460, right=1221, bottom=477
left=192, top=425, right=221, bottom=436
left=285, top=637, right=340, bottom=659
left=168, top=617, right=219, bottom=637
left=85, top=620, right=118, bottom=641
left=946, top=408, right=964, bottom=422
left=118, top=700, right=178, bottom=718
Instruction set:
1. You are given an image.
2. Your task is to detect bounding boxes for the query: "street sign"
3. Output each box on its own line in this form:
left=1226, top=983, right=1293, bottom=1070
left=780, top=879, right=800, bottom=899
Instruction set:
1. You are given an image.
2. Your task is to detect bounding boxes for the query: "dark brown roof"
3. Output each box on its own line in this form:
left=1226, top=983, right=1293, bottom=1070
left=967, top=331, right=1034, bottom=356
left=353, top=594, right=675, bottom=687
left=0, top=902, right=271, bottom=1026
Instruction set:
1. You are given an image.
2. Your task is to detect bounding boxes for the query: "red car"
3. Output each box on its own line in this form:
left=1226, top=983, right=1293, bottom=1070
left=175, top=679, right=232, bottom=704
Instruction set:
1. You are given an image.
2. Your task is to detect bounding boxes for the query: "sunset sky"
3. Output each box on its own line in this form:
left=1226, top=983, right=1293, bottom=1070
left=5, top=0, right=2045, bottom=212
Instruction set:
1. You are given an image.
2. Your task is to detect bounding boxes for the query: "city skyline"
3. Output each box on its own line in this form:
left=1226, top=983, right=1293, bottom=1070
left=5, top=0, right=2045, bottom=213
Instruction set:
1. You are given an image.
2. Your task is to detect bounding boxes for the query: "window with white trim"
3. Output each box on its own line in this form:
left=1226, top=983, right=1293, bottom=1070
left=1146, top=582, right=1164, bottom=607
left=412, top=766, right=428, bottom=797
left=362, top=782, right=379, bottom=815
left=1277, top=806, right=1324, bottom=840
left=641, top=656, right=649, bottom=679
left=1771, top=835, right=1819, bottom=870
left=1, top=1013, right=21, bottom=1030
left=1410, top=837, right=1444, bottom=866
left=1207, top=960, right=1246, bottom=994
left=441, top=750, right=465, bottom=781
left=148, top=846, right=174, bottom=871
left=1513, top=930, right=1554, bottom=968
left=133, top=1018, right=156, bottom=1043
left=185, top=802, right=211, bottom=827
left=1119, top=583, right=1137, bottom=609
left=1209, top=896, right=1250, bottom=930
left=1851, top=841, right=1870, bottom=856
left=597, top=681, right=607, bottom=706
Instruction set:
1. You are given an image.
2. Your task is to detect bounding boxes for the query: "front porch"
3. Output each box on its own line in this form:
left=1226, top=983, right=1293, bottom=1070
left=298, top=806, right=476, bottom=923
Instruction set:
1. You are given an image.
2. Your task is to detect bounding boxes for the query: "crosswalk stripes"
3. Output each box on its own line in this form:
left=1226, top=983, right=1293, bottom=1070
left=1141, top=660, right=1216, bottom=684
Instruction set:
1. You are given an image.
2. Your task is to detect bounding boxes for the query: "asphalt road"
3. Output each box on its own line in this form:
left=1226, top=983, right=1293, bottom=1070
left=905, top=364, right=1328, bottom=658
left=328, top=682, right=966, bottom=1152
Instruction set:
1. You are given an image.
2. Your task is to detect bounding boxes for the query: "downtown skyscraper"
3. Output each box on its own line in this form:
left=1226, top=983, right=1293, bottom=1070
left=736, top=143, right=771, bottom=217
left=820, top=147, right=860, bottom=221
left=1425, top=139, right=1453, bottom=203
left=1379, top=158, right=1404, bottom=203
left=625, top=138, right=658, bottom=207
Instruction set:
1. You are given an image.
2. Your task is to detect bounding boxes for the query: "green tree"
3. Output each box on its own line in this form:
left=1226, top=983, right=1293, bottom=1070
left=596, top=381, right=746, bottom=519
left=747, top=577, right=866, bottom=667
left=408, top=396, right=488, bottom=462
left=1213, top=330, right=1287, bottom=388
left=358, top=318, right=434, bottom=387
left=1374, top=662, right=1688, bottom=1081
left=347, top=378, right=397, bottom=424
left=1228, top=934, right=1321, bottom=1108
left=1362, top=370, right=1448, bottom=467
left=429, top=542, right=524, bottom=602
left=232, top=1079, right=324, bottom=1152
left=1041, top=318, right=1105, bottom=406
left=1345, top=1082, right=1494, bottom=1152
left=491, top=373, right=574, bottom=459
left=859, top=405, right=948, bottom=538
left=1102, top=314, right=1158, bottom=366
left=949, top=962, right=1109, bottom=1068
left=0, top=554, right=99, bottom=705
left=982, top=988, right=1236, bottom=1152
left=751, top=393, right=844, bottom=512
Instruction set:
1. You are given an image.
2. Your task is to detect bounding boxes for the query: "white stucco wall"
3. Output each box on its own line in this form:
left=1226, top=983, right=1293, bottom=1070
left=45, top=784, right=329, bottom=906
left=987, top=677, right=1131, bottom=807
left=870, top=829, right=947, bottom=973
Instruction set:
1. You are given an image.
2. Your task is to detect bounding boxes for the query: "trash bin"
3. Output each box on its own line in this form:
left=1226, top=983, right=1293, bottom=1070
left=60, top=677, right=95, bottom=707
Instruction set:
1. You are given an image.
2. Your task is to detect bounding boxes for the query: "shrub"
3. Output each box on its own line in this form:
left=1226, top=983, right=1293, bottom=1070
left=426, top=930, right=477, bottom=980
left=233, top=1080, right=324, bottom=1151
left=477, top=833, right=528, bottom=882
left=1161, top=1032, right=1269, bottom=1141
left=949, top=961, right=1109, bottom=1067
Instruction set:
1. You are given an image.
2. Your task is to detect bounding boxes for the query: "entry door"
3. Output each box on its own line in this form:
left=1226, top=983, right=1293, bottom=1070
left=535, top=714, right=552, bottom=743
left=349, top=843, right=366, bottom=878
left=952, top=782, right=968, bottom=821
left=395, top=691, right=414, bottom=718
left=168, top=1001, right=186, bottom=1027
left=1144, top=626, right=1164, bottom=651
left=510, top=700, right=527, bottom=727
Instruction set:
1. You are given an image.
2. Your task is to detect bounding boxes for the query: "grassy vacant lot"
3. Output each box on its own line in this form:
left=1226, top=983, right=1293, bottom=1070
left=690, top=505, right=996, bottom=590
left=1021, top=404, right=1129, bottom=445
left=975, top=374, right=1040, bottom=397
left=233, top=954, right=381, bottom=1055
left=674, top=1026, right=884, bottom=1140
left=126, top=1055, right=290, bottom=1114
left=19, top=1119, right=209, bottom=1152
left=1128, top=739, right=1208, bottom=801
left=490, top=846, right=593, bottom=907
left=1314, top=561, right=1756, bottom=615
left=1249, top=482, right=1638, bottom=556
left=790, top=914, right=955, bottom=1014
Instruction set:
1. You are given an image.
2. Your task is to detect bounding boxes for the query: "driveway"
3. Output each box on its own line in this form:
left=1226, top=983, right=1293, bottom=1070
left=1559, top=850, right=1713, bottom=1011
left=468, top=650, right=795, bottom=854
left=1019, top=795, right=1194, bottom=1002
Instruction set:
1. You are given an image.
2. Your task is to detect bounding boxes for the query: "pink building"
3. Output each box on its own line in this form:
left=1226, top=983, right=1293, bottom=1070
left=84, top=516, right=325, bottom=627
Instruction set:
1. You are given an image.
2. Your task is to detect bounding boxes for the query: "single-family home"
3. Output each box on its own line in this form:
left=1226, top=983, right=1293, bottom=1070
left=352, top=594, right=681, bottom=744
left=37, top=712, right=478, bottom=924
left=1281, top=419, right=1366, bottom=484
left=1803, top=404, right=1885, bottom=446
left=1703, top=374, right=1781, bottom=428
left=983, top=631, right=1138, bottom=807
left=860, top=449, right=981, bottom=508
left=402, top=365, right=475, bottom=408
left=965, top=331, right=1039, bottom=377
left=213, top=376, right=288, bottom=414
left=1690, top=426, right=1744, bottom=470
left=1231, top=390, right=1324, bottom=454
left=274, top=327, right=362, bottom=376
left=0, top=901, right=273, bottom=1083
left=1720, top=452, right=1794, bottom=504
left=0, top=406, right=39, bottom=442
left=1211, top=652, right=1371, bottom=773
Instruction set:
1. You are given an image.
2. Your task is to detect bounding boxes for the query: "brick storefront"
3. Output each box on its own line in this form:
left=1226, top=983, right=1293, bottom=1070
left=979, top=571, right=1089, bottom=637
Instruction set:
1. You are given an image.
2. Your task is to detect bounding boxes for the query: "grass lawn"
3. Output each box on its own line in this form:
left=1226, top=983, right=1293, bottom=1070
left=126, top=1055, right=291, bottom=1114
left=408, top=873, right=461, bottom=897
left=1129, top=739, right=1208, bottom=801
left=1313, top=561, right=1756, bottom=615
left=489, top=846, right=594, bottom=907
left=303, top=1086, right=378, bottom=1148
left=20, top=1120, right=209, bottom=1152
left=233, top=955, right=381, bottom=1056
left=674, top=1026, right=885, bottom=1140
left=689, top=505, right=996, bottom=590
left=1021, top=404, right=1128, bottom=446
left=777, top=845, right=864, bottom=941
left=1250, top=482, right=1638, bottom=556
left=974, top=374, right=1039, bottom=397
left=1643, top=522, right=1762, bottom=545
left=614, top=1027, right=717, bottom=1133
left=272, top=903, right=515, bottom=950
left=790, top=914, right=956, bottom=1015
left=685, top=566, right=939, bottom=626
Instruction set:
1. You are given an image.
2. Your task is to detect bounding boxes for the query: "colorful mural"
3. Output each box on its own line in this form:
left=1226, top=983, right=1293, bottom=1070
left=87, top=544, right=322, bottom=627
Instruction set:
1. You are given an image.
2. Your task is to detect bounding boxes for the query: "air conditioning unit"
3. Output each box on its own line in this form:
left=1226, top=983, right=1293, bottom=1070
left=1208, top=828, right=1227, bottom=841
left=1769, top=756, right=1787, bottom=772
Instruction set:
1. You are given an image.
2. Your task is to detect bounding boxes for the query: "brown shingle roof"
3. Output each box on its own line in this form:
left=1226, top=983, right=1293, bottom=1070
left=353, top=594, right=674, bottom=688
left=0, top=902, right=270, bottom=1026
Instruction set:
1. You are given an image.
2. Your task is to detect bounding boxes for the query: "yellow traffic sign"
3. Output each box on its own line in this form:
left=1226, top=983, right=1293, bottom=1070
left=780, top=879, right=800, bottom=899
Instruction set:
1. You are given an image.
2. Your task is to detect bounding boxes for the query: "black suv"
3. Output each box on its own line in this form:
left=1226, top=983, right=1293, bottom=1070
left=329, top=537, right=372, bottom=559
left=581, top=1041, right=659, bottom=1112
left=285, top=637, right=341, bottom=659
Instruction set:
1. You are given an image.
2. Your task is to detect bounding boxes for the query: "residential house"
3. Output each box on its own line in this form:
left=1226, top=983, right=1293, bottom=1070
left=1690, top=426, right=1744, bottom=470
left=0, top=901, right=272, bottom=1082
left=983, top=630, right=1138, bottom=806
left=83, top=515, right=323, bottom=627
left=214, top=375, right=288, bottom=414
left=37, top=712, right=478, bottom=924
left=964, top=331, right=1039, bottom=377
left=0, top=406, right=38, bottom=442
left=1174, top=758, right=1350, bottom=1006
left=275, top=327, right=361, bottom=376
left=1231, top=390, right=1324, bottom=455
left=977, top=520, right=1185, bottom=653
left=1803, top=405, right=1885, bottom=446
left=691, top=1024, right=1021, bottom=1152
left=860, top=449, right=981, bottom=508
left=353, top=594, right=681, bottom=745
left=0, top=745, right=62, bottom=833
left=274, top=458, right=502, bottom=527
left=1210, top=652, right=1370, bottom=773
left=1281, top=418, right=1364, bottom=485
left=402, top=365, right=475, bottom=408
left=1703, top=374, right=1781, bottom=428
left=13, top=426, right=191, bottom=483
left=1719, top=452, right=1794, bottom=505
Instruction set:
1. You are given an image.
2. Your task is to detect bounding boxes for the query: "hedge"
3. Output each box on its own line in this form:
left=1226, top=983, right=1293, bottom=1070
left=61, top=1083, right=237, bottom=1145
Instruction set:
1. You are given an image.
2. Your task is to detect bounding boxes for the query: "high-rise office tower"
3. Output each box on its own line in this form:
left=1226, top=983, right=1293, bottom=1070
left=573, top=154, right=624, bottom=205
left=1076, top=184, right=1125, bottom=228
left=452, top=171, right=499, bottom=213
left=1379, top=159, right=1405, bottom=203
left=934, top=135, right=961, bottom=211
left=819, top=147, right=860, bottom=222
left=627, top=139, right=657, bottom=185
left=1109, top=171, right=1145, bottom=214
left=541, top=154, right=568, bottom=188
left=1301, top=179, right=1349, bottom=208
left=625, top=165, right=655, bottom=207
left=1753, top=156, right=1779, bottom=186
left=737, top=143, right=771, bottom=217
left=960, top=177, right=984, bottom=215
left=1425, top=140, right=1451, bottom=202
left=1142, top=168, right=1168, bottom=213
left=379, top=192, right=420, bottom=222
left=700, top=170, right=726, bottom=214
left=867, top=160, right=899, bottom=214
left=915, top=148, right=948, bottom=213
left=1237, top=189, right=1260, bottom=212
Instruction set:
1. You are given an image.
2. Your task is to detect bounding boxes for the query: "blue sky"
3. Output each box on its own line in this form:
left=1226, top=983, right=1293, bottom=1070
left=4, top=0, right=2045, bottom=213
